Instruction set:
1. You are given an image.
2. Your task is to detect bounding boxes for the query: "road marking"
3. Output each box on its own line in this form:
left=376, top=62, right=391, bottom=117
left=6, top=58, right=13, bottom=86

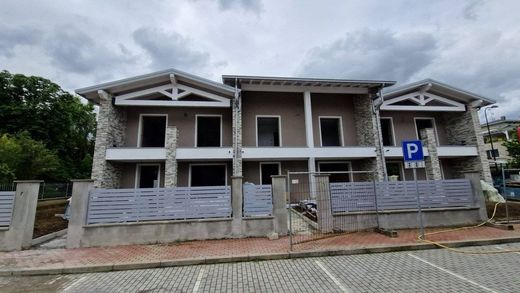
left=192, top=267, right=206, bottom=293
left=495, top=245, right=520, bottom=255
left=315, top=260, right=350, bottom=293
left=46, top=275, right=63, bottom=285
left=408, top=253, right=498, bottom=293
left=63, top=276, right=86, bottom=292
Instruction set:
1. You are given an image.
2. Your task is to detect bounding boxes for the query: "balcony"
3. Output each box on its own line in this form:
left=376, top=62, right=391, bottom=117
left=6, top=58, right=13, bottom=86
left=242, top=147, right=376, bottom=160
left=384, top=145, right=478, bottom=158
left=105, top=147, right=233, bottom=161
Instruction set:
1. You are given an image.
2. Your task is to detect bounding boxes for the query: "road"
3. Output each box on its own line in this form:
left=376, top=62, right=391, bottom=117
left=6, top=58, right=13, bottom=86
left=1, top=243, right=519, bottom=293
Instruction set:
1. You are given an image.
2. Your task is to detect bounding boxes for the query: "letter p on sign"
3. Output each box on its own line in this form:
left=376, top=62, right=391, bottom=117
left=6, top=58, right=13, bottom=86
left=402, top=140, right=424, bottom=161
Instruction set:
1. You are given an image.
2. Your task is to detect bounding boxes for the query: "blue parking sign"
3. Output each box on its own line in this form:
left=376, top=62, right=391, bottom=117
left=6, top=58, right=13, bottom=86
left=402, top=140, right=424, bottom=161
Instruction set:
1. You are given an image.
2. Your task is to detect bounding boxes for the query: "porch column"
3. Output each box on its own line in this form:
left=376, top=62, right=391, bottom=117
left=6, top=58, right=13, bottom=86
left=421, top=128, right=442, bottom=180
left=164, top=126, right=179, bottom=187
left=232, top=90, right=243, bottom=176
left=304, top=91, right=317, bottom=196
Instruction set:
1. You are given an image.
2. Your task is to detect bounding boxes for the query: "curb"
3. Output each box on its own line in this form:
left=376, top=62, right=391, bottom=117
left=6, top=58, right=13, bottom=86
left=1, top=236, right=520, bottom=276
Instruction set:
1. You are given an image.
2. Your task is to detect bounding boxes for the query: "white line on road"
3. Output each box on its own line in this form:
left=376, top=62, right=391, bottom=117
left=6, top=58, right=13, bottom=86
left=192, top=267, right=206, bottom=293
left=62, top=276, right=86, bottom=292
left=408, top=253, right=498, bottom=293
left=315, top=260, right=350, bottom=293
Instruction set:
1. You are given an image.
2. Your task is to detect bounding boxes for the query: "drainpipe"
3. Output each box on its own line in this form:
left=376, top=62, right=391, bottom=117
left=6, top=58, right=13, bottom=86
left=373, top=86, right=388, bottom=181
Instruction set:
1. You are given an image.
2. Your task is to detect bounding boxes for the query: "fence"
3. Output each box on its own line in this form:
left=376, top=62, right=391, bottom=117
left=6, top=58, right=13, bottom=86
left=0, top=183, right=15, bottom=192
left=243, top=184, right=273, bottom=217
left=0, top=191, right=15, bottom=227
left=330, top=179, right=474, bottom=214
left=39, top=182, right=72, bottom=200
left=87, top=185, right=232, bottom=224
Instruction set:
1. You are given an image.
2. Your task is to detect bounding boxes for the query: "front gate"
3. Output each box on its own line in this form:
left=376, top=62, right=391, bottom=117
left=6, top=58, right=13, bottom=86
left=287, top=170, right=380, bottom=249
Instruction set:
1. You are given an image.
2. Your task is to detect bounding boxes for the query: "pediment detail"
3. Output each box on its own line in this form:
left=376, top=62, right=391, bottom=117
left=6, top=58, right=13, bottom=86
left=381, top=90, right=466, bottom=112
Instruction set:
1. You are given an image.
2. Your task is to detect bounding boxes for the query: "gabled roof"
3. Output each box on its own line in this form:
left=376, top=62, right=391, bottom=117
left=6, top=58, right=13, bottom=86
left=222, top=75, right=395, bottom=89
left=76, top=68, right=236, bottom=104
left=383, top=78, right=496, bottom=106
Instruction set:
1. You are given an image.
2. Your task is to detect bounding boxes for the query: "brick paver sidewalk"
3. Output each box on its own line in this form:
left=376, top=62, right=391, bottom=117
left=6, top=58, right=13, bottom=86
left=1, top=225, right=519, bottom=273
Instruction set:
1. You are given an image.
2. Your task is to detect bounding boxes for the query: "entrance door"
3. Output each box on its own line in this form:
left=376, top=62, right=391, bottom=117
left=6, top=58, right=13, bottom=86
left=260, top=162, right=281, bottom=185
left=137, top=165, right=160, bottom=188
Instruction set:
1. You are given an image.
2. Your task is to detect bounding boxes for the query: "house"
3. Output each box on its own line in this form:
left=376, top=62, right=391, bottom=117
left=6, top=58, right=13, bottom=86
left=75, top=69, right=494, bottom=189
left=480, top=116, right=520, bottom=166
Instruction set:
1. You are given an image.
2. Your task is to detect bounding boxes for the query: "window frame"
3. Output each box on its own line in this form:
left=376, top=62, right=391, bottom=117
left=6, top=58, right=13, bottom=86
left=194, top=114, right=223, bottom=147
left=379, top=117, right=396, bottom=147
left=137, top=114, right=168, bottom=147
left=385, top=161, right=405, bottom=181
left=318, top=116, right=344, bottom=147
left=414, top=117, right=439, bottom=144
left=255, top=115, right=282, bottom=147
left=134, top=163, right=161, bottom=188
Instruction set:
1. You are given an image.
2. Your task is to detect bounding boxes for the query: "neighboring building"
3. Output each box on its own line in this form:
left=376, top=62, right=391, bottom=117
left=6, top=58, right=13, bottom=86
left=75, top=70, right=494, bottom=188
left=481, top=116, right=520, bottom=166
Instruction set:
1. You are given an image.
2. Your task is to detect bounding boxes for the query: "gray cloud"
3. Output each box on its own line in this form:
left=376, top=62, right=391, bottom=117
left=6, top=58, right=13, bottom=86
left=43, top=26, right=134, bottom=75
left=217, top=0, right=263, bottom=12
left=132, top=27, right=212, bottom=72
left=462, top=0, right=485, bottom=20
left=298, top=30, right=438, bottom=82
left=0, top=25, right=42, bottom=58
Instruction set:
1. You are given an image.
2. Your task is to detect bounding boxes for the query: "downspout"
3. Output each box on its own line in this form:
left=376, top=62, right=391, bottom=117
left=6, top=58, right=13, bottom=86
left=373, top=86, right=388, bottom=181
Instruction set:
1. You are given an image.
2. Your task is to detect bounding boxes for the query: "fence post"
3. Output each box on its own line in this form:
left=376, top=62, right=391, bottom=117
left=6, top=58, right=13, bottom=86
left=272, top=175, right=288, bottom=236
left=315, top=174, right=333, bottom=233
left=0, top=180, right=42, bottom=251
left=66, top=179, right=94, bottom=248
left=464, top=172, right=487, bottom=221
left=231, top=176, right=243, bottom=236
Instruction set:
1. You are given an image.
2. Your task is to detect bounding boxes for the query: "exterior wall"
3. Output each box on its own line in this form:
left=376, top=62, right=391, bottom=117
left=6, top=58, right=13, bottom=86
left=176, top=161, right=233, bottom=187
left=379, top=111, right=449, bottom=145
left=241, top=91, right=306, bottom=147
left=91, top=97, right=127, bottom=188
left=443, top=107, right=492, bottom=182
left=125, top=107, right=232, bottom=148
left=311, top=93, right=358, bottom=146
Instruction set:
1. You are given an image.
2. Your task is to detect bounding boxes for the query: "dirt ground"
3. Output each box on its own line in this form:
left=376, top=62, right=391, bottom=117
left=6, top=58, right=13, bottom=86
left=487, top=200, right=520, bottom=221
left=33, top=199, right=68, bottom=238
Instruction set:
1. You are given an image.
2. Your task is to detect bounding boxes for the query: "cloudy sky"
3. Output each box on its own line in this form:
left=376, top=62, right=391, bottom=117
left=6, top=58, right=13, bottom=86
left=1, top=0, right=519, bottom=120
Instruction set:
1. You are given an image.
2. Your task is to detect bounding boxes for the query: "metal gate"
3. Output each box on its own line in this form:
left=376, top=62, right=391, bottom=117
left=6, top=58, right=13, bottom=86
left=287, top=170, right=380, bottom=249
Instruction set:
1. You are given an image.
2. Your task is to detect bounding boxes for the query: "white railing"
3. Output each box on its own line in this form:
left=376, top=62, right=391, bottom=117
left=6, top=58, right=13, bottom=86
left=0, top=191, right=16, bottom=227
left=87, top=186, right=231, bottom=224
left=330, top=179, right=474, bottom=214
left=243, top=184, right=273, bottom=217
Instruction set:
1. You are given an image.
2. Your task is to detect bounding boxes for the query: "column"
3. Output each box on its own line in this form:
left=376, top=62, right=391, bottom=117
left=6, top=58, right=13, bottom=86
left=231, top=176, right=243, bottom=235
left=66, top=179, right=94, bottom=248
left=232, top=90, right=243, bottom=176
left=271, top=175, right=288, bottom=235
left=304, top=91, right=317, bottom=196
left=315, top=174, right=333, bottom=233
left=164, top=126, right=178, bottom=187
left=421, top=128, right=442, bottom=180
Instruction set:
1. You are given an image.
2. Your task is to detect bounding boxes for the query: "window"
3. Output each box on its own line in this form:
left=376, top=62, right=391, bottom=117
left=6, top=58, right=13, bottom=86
left=190, top=164, right=227, bottom=186
left=318, top=162, right=352, bottom=183
left=386, top=162, right=403, bottom=181
left=196, top=115, right=222, bottom=147
left=139, top=115, right=167, bottom=147
left=380, top=118, right=395, bottom=146
left=257, top=116, right=281, bottom=146
left=319, top=117, right=343, bottom=146
left=486, top=149, right=499, bottom=159
left=136, top=164, right=160, bottom=188
left=415, top=118, right=437, bottom=141
left=260, top=162, right=281, bottom=185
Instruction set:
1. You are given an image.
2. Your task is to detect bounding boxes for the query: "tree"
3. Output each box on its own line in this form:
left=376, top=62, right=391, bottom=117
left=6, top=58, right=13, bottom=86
left=0, top=70, right=96, bottom=181
left=503, top=132, right=520, bottom=168
left=0, top=133, right=60, bottom=183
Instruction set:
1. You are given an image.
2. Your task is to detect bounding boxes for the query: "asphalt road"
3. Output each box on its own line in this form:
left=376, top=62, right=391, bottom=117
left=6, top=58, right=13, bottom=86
left=1, top=243, right=519, bottom=293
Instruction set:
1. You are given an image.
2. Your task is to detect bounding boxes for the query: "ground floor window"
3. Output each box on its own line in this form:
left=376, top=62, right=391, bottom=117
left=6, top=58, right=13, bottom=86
left=136, top=164, right=160, bottom=188
left=260, top=162, right=281, bottom=185
left=386, top=162, right=404, bottom=181
left=317, top=161, right=352, bottom=182
left=190, top=164, right=227, bottom=186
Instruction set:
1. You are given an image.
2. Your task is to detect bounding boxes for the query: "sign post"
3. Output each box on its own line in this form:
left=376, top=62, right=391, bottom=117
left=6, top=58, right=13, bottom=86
left=402, top=140, right=426, bottom=239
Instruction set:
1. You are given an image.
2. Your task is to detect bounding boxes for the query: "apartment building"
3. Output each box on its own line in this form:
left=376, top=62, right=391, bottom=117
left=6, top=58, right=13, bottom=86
left=76, top=69, right=493, bottom=188
left=481, top=116, right=520, bottom=165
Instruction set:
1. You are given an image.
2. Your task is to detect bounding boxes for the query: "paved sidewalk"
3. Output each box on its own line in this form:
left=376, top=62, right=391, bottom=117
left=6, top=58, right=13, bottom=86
left=1, top=224, right=519, bottom=275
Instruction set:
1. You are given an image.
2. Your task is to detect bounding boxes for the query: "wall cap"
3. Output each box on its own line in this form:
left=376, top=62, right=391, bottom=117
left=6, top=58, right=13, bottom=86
left=230, top=176, right=243, bottom=179
left=271, top=175, right=287, bottom=178
left=70, top=179, right=95, bottom=182
left=13, top=180, right=44, bottom=183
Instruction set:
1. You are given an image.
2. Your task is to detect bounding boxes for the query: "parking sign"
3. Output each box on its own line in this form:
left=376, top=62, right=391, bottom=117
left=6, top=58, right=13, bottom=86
left=402, top=140, right=424, bottom=161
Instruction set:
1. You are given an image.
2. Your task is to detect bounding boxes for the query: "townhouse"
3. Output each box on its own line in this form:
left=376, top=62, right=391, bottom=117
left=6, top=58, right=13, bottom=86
left=76, top=69, right=493, bottom=188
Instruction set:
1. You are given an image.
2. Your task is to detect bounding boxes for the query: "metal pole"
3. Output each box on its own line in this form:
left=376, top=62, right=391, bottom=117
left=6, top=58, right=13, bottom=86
left=485, top=107, right=499, bottom=171
left=287, top=170, right=293, bottom=251
left=372, top=171, right=381, bottom=229
left=413, top=168, right=425, bottom=239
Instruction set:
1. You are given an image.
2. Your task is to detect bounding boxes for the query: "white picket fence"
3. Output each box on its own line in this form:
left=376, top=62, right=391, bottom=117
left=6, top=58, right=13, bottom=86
left=87, top=186, right=231, bottom=224
left=243, top=184, right=273, bottom=217
left=331, top=179, right=474, bottom=214
left=0, top=191, right=15, bottom=227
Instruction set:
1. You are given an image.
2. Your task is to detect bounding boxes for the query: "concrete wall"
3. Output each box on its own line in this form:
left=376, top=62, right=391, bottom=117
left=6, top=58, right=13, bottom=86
left=125, top=107, right=233, bottom=148
left=242, top=91, right=306, bottom=147
left=311, top=93, right=358, bottom=146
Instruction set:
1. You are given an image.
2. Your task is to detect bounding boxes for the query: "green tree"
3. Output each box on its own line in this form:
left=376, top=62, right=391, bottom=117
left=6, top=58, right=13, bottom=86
left=0, top=70, right=96, bottom=181
left=503, top=132, right=520, bottom=168
left=0, top=133, right=60, bottom=183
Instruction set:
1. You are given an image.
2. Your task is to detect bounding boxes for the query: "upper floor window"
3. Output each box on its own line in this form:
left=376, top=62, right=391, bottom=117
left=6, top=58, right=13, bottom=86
left=319, top=117, right=343, bottom=147
left=415, top=118, right=437, bottom=141
left=257, top=116, right=281, bottom=147
left=139, top=115, right=167, bottom=147
left=486, top=149, right=499, bottom=159
left=380, top=117, right=395, bottom=147
left=196, top=115, right=222, bottom=147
